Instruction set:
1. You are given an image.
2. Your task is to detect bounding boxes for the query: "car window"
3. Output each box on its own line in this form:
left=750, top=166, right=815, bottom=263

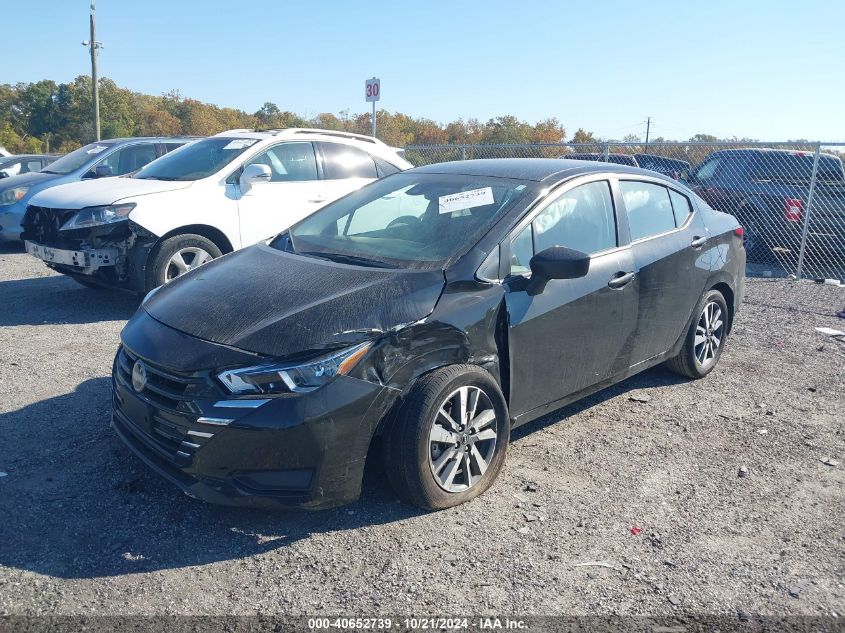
left=341, top=183, right=430, bottom=235
left=510, top=223, right=534, bottom=276
left=319, top=142, right=378, bottom=179
left=98, top=143, right=158, bottom=176
left=374, top=155, right=401, bottom=177
left=41, top=141, right=117, bottom=175
left=620, top=181, right=676, bottom=241
left=163, top=143, right=185, bottom=153
left=135, top=137, right=258, bottom=182
left=21, top=160, right=42, bottom=174
left=284, top=173, right=529, bottom=269
left=508, top=181, right=616, bottom=276
left=694, top=157, right=722, bottom=182
left=668, top=189, right=692, bottom=227
left=533, top=181, right=616, bottom=255
left=244, top=142, right=318, bottom=182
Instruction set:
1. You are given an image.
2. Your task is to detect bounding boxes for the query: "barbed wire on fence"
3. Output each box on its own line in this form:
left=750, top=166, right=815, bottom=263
left=404, top=141, right=845, bottom=283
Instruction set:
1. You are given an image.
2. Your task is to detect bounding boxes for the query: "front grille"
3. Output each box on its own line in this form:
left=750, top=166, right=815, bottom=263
left=114, top=346, right=221, bottom=468
left=22, top=205, right=78, bottom=246
left=116, top=347, right=207, bottom=411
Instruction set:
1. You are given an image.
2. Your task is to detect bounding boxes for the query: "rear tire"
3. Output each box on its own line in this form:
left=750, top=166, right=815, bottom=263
left=145, top=234, right=222, bottom=293
left=383, top=365, right=510, bottom=510
left=666, top=289, right=729, bottom=379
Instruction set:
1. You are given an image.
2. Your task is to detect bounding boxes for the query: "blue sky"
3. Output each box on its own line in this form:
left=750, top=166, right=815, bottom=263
left=4, top=0, right=844, bottom=141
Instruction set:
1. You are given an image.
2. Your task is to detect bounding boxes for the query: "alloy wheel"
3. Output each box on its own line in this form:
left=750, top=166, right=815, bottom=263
left=428, top=386, right=498, bottom=493
left=165, top=247, right=213, bottom=282
left=694, top=300, right=725, bottom=368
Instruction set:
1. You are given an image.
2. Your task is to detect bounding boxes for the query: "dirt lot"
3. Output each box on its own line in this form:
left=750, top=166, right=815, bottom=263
left=0, top=244, right=843, bottom=618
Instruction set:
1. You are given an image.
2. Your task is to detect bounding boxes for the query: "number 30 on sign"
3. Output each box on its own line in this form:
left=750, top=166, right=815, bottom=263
left=365, top=78, right=380, bottom=102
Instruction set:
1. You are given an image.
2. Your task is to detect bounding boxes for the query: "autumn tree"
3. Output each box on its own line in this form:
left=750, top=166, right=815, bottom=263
left=571, top=128, right=598, bottom=144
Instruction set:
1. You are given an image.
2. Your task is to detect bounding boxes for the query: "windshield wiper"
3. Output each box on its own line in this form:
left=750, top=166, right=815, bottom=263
left=135, top=175, right=180, bottom=181
left=299, top=251, right=392, bottom=268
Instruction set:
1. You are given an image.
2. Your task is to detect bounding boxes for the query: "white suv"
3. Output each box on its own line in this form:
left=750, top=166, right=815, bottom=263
left=23, top=128, right=412, bottom=292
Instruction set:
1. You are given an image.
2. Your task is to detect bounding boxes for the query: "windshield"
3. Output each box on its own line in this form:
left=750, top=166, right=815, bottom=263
left=277, top=172, right=529, bottom=270
left=133, top=137, right=258, bottom=181
left=42, top=142, right=115, bottom=175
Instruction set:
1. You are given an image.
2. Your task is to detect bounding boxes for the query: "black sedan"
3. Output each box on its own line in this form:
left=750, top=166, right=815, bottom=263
left=112, top=159, right=745, bottom=510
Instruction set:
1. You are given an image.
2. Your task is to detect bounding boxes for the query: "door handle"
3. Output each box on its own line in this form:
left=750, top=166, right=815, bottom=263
left=690, top=235, right=707, bottom=248
left=608, top=271, right=635, bottom=288
left=308, top=198, right=327, bottom=204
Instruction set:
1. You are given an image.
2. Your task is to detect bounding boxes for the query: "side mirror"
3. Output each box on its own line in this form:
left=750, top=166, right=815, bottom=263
left=239, top=163, right=272, bottom=192
left=526, top=246, right=590, bottom=296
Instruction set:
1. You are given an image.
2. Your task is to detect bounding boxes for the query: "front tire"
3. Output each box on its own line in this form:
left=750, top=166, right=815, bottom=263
left=666, top=289, right=729, bottom=379
left=383, top=365, right=510, bottom=510
left=145, top=234, right=222, bottom=293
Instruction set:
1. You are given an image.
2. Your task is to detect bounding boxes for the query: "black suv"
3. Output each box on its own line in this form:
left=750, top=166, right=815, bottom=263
left=689, top=149, right=845, bottom=274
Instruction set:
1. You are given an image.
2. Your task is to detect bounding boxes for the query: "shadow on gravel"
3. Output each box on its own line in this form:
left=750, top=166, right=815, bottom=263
left=512, top=364, right=688, bottom=441
left=0, top=274, right=139, bottom=326
left=0, top=378, right=425, bottom=580
left=0, top=368, right=683, bottom=578
left=0, top=366, right=686, bottom=580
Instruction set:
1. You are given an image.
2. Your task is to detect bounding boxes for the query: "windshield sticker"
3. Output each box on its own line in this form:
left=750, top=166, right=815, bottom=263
left=86, top=145, right=108, bottom=154
left=438, top=187, right=495, bottom=214
left=222, top=139, right=258, bottom=150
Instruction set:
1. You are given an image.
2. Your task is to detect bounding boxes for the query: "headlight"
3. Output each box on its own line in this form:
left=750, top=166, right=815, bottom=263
left=217, top=342, right=372, bottom=395
left=60, top=203, right=136, bottom=231
left=0, top=187, right=29, bottom=206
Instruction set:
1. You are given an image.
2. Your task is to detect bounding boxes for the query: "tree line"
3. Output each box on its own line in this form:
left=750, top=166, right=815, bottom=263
left=0, top=76, right=785, bottom=157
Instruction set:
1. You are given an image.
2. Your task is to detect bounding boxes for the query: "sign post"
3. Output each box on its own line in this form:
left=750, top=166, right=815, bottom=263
left=365, top=77, right=380, bottom=138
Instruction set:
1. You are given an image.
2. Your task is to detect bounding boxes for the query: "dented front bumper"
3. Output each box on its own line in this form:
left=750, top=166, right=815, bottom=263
left=111, top=313, right=401, bottom=510
left=21, top=211, right=158, bottom=291
left=25, top=240, right=119, bottom=271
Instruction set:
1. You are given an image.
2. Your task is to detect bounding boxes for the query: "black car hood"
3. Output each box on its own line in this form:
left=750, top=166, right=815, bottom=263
left=142, top=244, right=446, bottom=358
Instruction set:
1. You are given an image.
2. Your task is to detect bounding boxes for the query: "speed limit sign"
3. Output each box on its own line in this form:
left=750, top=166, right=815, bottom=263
left=365, top=77, right=380, bottom=102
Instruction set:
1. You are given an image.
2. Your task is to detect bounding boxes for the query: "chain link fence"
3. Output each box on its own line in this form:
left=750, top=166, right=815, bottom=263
left=405, top=141, right=845, bottom=282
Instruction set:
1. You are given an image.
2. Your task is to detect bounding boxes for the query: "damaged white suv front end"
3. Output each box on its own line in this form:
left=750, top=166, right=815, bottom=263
left=22, top=128, right=411, bottom=292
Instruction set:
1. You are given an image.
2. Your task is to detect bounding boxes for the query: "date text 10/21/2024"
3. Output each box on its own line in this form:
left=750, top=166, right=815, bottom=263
left=307, top=618, right=528, bottom=630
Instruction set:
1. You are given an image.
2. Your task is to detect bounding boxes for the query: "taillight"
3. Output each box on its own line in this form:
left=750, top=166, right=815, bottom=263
left=734, top=226, right=744, bottom=238
left=784, top=198, right=803, bottom=222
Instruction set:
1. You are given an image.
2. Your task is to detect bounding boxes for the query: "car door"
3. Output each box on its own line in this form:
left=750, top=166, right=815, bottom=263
left=235, top=141, right=324, bottom=246
left=619, top=179, right=710, bottom=367
left=315, top=142, right=379, bottom=204
left=504, top=177, right=639, bottom=418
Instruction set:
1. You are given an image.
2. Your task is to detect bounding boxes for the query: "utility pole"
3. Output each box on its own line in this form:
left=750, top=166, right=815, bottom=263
left=645, top=116, right=651, bottom=147
left=82, top=1, right=103, bottom=141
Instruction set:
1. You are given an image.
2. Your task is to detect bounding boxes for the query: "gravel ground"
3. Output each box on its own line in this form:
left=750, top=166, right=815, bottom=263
left=0, top=244, right=843, bottom=618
